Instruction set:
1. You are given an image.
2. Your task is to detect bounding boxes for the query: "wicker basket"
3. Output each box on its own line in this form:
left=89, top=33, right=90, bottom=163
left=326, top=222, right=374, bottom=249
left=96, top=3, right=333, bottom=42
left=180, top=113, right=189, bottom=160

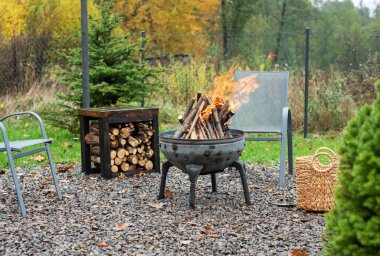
left=295, top=147, right=340, bottom=211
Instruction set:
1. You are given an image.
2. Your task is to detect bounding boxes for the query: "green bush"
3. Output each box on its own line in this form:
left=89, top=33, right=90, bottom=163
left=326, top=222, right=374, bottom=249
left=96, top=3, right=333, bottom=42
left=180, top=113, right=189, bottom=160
left=324, top=80, right=380, bottom=255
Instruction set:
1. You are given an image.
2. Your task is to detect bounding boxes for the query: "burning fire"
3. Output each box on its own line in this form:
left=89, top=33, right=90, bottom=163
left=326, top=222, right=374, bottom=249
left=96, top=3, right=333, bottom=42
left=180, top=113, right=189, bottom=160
left=207, top=67, right=260, bottom=111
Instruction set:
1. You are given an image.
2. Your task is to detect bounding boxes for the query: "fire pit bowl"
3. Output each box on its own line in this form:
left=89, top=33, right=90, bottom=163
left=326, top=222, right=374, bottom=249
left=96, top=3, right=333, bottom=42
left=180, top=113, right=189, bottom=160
left=158, top=129, right=251, bottom=208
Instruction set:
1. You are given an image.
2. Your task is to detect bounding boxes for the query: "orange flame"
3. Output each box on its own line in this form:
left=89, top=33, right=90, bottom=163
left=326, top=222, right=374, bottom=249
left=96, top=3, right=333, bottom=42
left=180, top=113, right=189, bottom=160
left=207, top=67, right=260, bottom=111
left=201, top=104, right=215, bottom=120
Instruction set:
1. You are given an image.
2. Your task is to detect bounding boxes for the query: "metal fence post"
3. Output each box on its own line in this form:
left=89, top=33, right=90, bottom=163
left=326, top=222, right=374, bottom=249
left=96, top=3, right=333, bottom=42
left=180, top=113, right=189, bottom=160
left=304, top=28, right=310, bottom=138
left=81, top=0, right=90, bottom=108
left=141, top=31, right=146, bottom=107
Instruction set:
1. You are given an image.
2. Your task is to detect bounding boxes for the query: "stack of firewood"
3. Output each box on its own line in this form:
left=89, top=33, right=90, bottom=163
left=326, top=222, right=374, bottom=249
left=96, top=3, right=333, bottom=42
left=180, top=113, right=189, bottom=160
left=173, top=93, right=234, bottom=139
left=84, top=122, right=154, bottom=173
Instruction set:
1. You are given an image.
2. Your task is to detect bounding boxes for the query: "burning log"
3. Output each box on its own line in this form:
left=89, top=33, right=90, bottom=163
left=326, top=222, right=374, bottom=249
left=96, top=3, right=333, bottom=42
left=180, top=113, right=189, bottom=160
left=174, top=94, right=236, bottom=140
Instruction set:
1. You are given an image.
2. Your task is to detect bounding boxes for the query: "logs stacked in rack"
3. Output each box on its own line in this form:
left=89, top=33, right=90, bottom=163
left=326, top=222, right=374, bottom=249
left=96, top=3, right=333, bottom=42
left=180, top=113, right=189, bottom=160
left=84, top=122, right=154, bottom=173
left=173, top=94, right=235, bottom=139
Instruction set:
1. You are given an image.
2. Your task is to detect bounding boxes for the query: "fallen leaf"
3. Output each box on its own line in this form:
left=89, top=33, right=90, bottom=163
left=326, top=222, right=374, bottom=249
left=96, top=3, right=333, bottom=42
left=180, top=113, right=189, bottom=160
left=31, top=155, right=45, bottom=162
left=194, top=237, right=204, bottom=241
left=225, top=224, right=238, bottom=229
left=180, top=240, right=192, bottom=245
left=164, top=189, right=174, bottom=199
left=288, top=249, right=308, bottom=256
left=148, top=202, right=165, bottom=209
left=262, top=189, right=273, bottom=193
left=118, top=173, right=126, bottom=179
left=96, top=242, right=108, bottom=248
left=57, top=165, right=73, bottom=173
left=114, top=223, right=128, bottom=231
left=201, top=225, right=214, bottom=235
left=61, top=141, right=73, bottom=148
left=140, top=192, right=148, bottom=198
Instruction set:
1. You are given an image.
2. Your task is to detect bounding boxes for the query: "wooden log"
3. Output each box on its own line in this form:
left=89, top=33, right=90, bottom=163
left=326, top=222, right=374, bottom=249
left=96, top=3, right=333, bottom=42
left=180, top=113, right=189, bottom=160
left=138, top=159, right=146, bottom=167
left=126, top=155, right=139, bottom=165
left=90, top=123, right=99, bottom=134
left=128, top=147, right=137, bottom=155
left=111, top=165, right=119, bottom=173
left=218, top=100, right=230, bottom=120
left=207, top=97, right=224, bottom=139
left=197, top=92, right=202, bottom=101
left=145, top=160, right=153, bottom=171
left=183, top=98, right=195, bottom=119
left=128, top=136, right=140, bottom=148
left=199, top=120, right=210, bottom=139
left=137, top=145, right=145, bottom=154
left=117, top=148, right=127, bottom=158
left=110, top=150, right=117, bottom=160
left=120, top=162, right=129, bottom=172
left=145, top=148, right=154, bottom=158
left=114, top=157, right=122, bottom=165
left=185, top=101, right=205, bottom=139
left=173, top=97, right=205, bottom=138
left=91, top=156, right=101, bottom=164
left=84, top=134, right=99, bottom=145
left=178, top=116, right=184, bottom=124
left=110, top=140, right=119, bottom=149
left=109, top=133, right=116, bottom=141
left=120, top=127, right=132, bottom=138
left=221, top=110, right=235, bottom=125
left=197, top=123, right=206, bottom=139
left=90, top=146, right=100, bottom=155
left=128, top=164, right=137, bottom=171
left=119, top=138, right=127, bottom=147
left=110, top=128, right=120, bottom=136
left=205, top=119, right=217, bottom=139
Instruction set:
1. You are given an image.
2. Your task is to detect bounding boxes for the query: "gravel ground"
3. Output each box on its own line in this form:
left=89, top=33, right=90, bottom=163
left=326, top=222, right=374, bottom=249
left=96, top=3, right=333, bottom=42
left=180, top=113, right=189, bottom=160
left=0, top=163, right=325, bottom=255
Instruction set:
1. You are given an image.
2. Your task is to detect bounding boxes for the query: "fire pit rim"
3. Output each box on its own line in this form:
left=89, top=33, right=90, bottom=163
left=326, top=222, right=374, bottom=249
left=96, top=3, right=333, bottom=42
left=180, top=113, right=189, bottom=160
left=159, top=129, right=245, bottom=145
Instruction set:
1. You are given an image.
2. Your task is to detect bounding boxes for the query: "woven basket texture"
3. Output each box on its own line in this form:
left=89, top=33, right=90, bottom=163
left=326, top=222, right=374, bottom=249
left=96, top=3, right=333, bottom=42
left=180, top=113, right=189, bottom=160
left=295, top=147, right=340, bottom=211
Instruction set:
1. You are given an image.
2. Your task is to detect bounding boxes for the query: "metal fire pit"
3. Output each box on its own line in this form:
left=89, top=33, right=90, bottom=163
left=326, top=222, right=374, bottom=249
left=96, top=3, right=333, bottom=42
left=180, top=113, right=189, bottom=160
left=158, top=129, right=251, bottom=208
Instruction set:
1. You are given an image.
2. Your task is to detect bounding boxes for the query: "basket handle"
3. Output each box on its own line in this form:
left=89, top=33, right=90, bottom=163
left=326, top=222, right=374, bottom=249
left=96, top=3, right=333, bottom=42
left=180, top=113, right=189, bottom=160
left=315, top=147, right=337, bottom=157
left=311, top=152, right=334, bottom=172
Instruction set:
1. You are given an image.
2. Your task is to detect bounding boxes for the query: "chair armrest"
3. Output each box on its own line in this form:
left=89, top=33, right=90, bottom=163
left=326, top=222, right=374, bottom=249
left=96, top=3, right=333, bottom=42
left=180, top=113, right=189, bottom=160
left=0, top=111, right=48, bottom=140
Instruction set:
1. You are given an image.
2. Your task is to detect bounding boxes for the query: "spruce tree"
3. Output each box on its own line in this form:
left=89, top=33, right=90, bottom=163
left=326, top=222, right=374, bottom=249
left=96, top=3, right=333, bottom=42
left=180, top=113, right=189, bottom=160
left=53, top=0, right=161, bottom=130
left=324, top=80, right=380, bottom=255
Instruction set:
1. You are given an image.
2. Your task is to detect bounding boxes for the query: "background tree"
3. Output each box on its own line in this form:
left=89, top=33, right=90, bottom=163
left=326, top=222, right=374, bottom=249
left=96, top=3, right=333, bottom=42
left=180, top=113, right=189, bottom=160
left=115, top=0, right=219, bottom=58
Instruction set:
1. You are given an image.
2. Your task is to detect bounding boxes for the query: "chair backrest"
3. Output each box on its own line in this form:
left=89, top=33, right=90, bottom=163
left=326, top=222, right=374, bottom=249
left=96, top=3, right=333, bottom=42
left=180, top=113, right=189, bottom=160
left=230, top=71, right=289, bottom=133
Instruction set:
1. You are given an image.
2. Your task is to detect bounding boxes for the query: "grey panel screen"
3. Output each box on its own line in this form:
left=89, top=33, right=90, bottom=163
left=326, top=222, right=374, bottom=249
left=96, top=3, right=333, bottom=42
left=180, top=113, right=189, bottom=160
left=230, top=71, right=289, bottom=133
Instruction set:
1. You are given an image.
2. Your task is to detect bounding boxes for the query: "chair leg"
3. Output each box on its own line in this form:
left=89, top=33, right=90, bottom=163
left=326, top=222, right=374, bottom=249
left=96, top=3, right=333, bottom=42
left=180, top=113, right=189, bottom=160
left=287, top=111, right=294, bottom=175
left=7, top=154, right=26, bottom=217
left=46, top=145, right=62, bottom=201
left=279, top=132, right=286, bottom=186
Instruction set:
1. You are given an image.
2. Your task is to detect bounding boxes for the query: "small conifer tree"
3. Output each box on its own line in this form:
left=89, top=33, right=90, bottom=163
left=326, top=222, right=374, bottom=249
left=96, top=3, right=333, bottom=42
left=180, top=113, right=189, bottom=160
left=53, top=0, right=161, bottom=130
left=324, top=80, right=380, bottom=255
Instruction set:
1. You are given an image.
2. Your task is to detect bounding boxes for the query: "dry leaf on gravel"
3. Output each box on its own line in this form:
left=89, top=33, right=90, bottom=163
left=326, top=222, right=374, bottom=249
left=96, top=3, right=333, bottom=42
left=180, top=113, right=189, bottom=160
left=164, top=189, right=174, bottom=199
left=31, top=155, right=45, bottom=162
left=114, top=223, right=128, bottom=231
left=96, top=242, right=108, bottom=248
left=288, top=249, right=308, bottom=256
left=262, top=189, right=273, bottom=193
left=118, top=173, right=126, bottom=179
left=180, top=240, right=192, bottom=245
left=57, top=165, right=73, bottom=173
left=148, top=202, right=165, bottom=209
left=201, top=225, right=214, bottom=235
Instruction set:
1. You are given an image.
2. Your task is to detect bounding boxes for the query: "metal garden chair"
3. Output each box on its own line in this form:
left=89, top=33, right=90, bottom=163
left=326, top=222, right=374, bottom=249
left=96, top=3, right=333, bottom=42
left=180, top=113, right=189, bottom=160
left=0, top=111, right=62, bottom=217
left=231, top=71, right=293, bottom=185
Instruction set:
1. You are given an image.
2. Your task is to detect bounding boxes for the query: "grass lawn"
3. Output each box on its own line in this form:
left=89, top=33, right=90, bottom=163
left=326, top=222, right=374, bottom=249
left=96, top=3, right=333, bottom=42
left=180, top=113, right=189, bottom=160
left=0, top=118, right=343, bottom=169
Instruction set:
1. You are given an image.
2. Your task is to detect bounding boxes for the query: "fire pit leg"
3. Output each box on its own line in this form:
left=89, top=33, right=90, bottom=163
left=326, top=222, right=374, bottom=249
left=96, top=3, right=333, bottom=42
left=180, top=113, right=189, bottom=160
left=211, top=173, right=218, bottom=193
left=230, top=160, right=251, bottom=205
left=186, top=164, right=203, bottom=209
left=158, top=160, right=173, bottom=199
